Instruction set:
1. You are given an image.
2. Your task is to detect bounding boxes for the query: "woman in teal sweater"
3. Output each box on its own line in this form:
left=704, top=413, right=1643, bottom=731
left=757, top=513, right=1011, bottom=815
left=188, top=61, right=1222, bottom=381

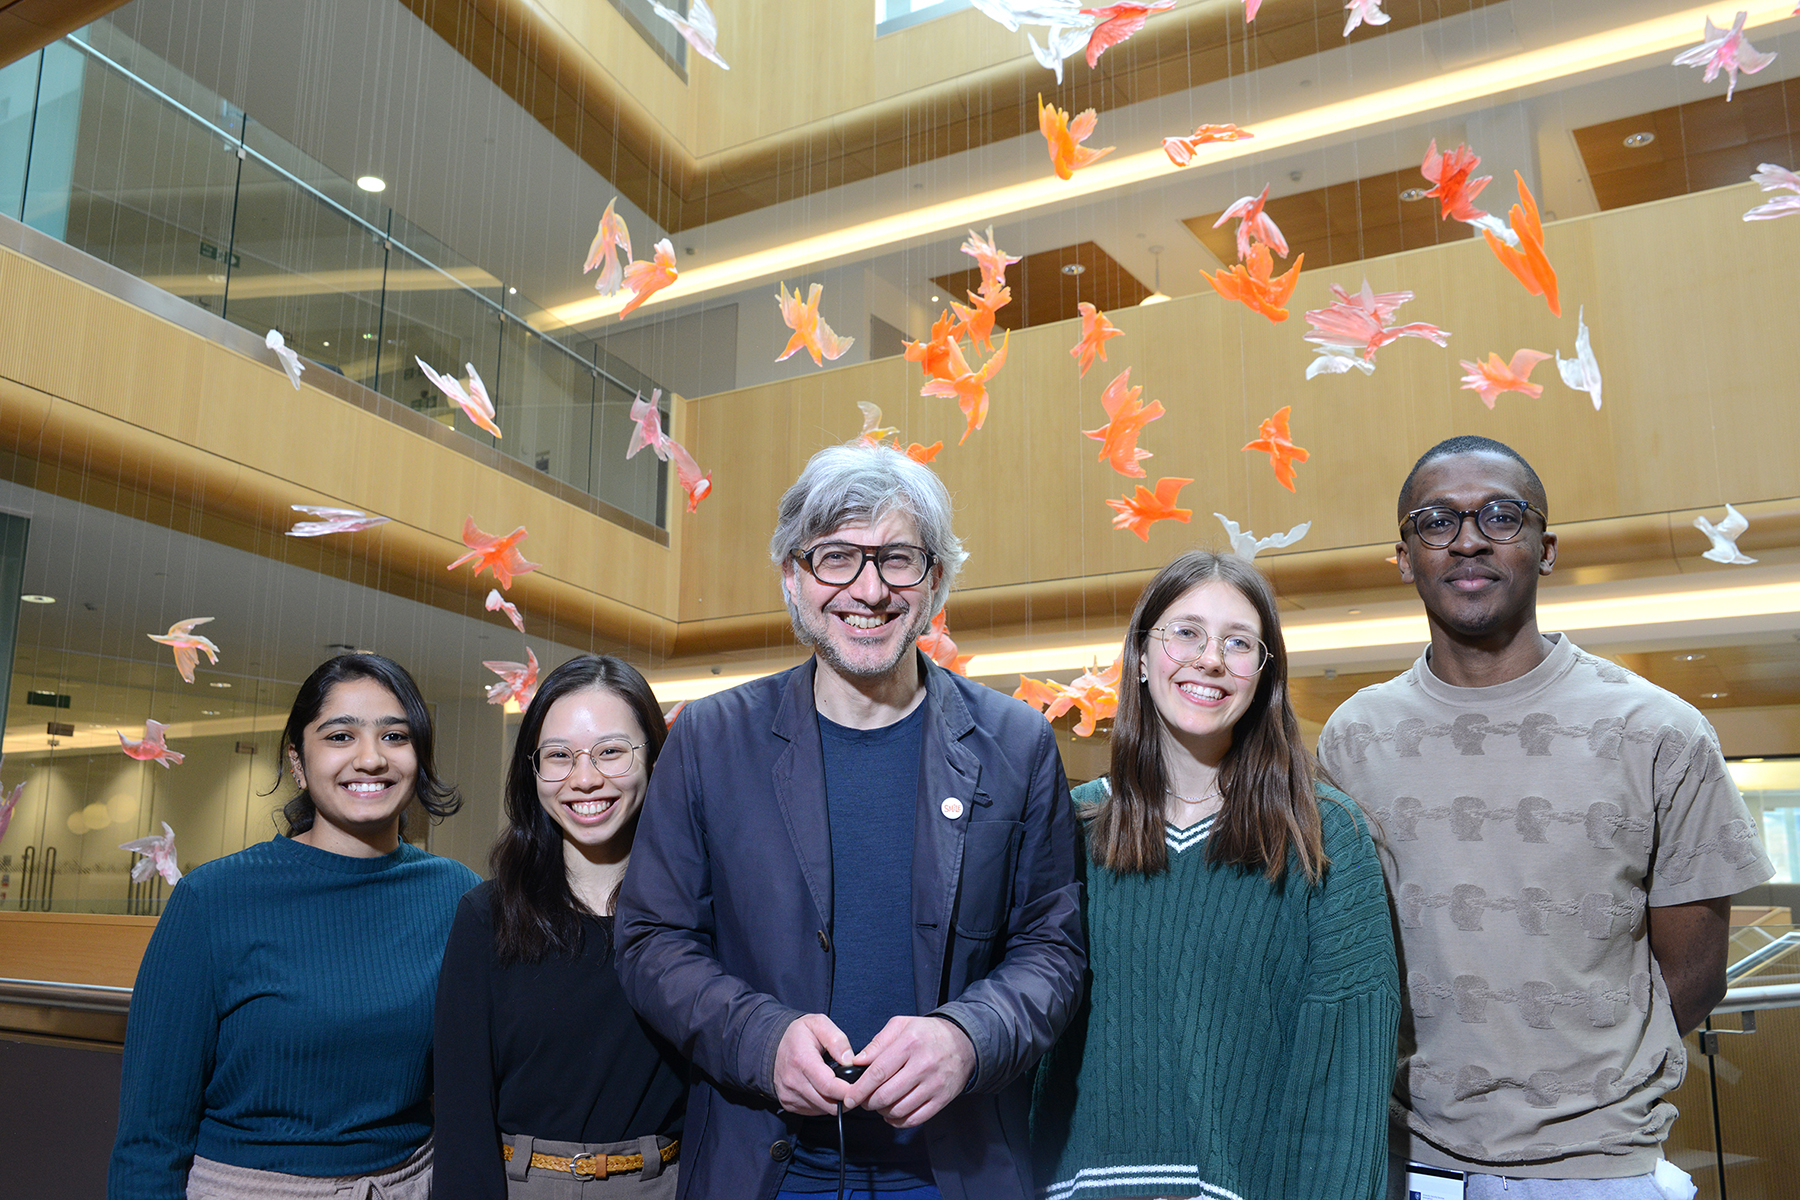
left=108, top=653, right=479, bottom=1200
left=1032, top=551, right=1399, bottom=1200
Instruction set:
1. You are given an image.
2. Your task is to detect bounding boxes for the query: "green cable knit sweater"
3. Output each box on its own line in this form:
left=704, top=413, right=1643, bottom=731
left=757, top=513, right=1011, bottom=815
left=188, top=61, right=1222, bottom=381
left=1032, top=780, right=1399, bottom=1200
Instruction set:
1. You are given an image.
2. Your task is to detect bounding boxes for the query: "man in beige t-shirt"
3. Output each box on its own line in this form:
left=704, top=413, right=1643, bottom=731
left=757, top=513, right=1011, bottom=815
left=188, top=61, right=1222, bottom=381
left=1320, top=436, right=1773, bottom=1199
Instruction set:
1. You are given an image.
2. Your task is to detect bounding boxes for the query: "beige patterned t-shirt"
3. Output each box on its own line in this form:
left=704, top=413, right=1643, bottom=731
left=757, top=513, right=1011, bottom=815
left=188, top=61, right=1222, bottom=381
left=1319, top=634, right=1773, bottom=1179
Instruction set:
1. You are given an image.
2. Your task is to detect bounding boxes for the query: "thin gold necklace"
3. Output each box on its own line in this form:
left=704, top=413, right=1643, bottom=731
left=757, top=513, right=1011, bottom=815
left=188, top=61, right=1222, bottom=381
left=1169, top=787, right=1222, bottom=806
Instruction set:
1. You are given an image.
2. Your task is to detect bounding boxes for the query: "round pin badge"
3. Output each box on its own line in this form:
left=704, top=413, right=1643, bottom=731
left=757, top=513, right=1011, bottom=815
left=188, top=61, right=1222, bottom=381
left=940, top=797, right=964, bottom=820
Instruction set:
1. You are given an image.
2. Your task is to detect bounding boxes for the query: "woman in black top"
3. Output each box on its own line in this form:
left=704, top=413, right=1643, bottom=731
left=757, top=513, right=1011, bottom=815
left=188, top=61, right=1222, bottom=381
left=434, top=655, right=686, bottom=1197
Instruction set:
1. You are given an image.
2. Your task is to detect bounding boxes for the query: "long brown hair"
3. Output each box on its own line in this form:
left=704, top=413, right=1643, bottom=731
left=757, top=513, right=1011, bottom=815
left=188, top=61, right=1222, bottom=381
left=1087, top=550, right=1328, bottom=882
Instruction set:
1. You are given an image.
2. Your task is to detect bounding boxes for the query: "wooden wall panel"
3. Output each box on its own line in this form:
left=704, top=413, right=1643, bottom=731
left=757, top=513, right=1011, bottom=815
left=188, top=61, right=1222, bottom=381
left=677, top=181, right=1800, bottom=627
left=0, top=912, right=154, bottom=988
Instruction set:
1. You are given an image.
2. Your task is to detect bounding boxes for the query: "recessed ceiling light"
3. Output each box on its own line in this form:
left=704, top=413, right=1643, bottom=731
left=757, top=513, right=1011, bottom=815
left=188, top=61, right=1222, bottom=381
left=1676, top=652, right=1706, bottom=661
left=1742, top=757, right=1765, bottom=763
left=1347, top=608, right=1362, bottom=614
left=202, top=709, right=221, bottom=715
left=321, top=339, right=330, bottom=347
left=1623, top=131, right=1656, bottom=148
left=1399, top=187, right=1429, bottom=202
left=508, top=286, right=517, bottom=295
left=20, top=594, right=54, bottom=604
left=209, top=681, right=232, bottom=689
left=1061, top=263, right=1086, bottom=276
left=356, top=175, right=386, bottom=192
left=930, top=294, right=940, bottom=302
left=1701, top=691, right=1729, bottom=699
left=1138, top=292, right=1170, bottom=306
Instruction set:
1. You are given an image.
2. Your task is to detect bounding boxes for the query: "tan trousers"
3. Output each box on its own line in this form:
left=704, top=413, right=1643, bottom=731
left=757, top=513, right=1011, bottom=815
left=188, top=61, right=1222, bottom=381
left=501, top=1134, right=679, bottom=1199
left=186, top=1140, right=432, bottom=1199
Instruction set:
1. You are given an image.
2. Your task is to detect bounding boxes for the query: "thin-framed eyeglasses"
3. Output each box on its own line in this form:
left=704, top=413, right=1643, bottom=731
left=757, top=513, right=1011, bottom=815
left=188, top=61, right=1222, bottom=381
left=1147, top=622, right=1269, bottom=678
left=790, top=542, right=936, bottom=588
left=531, top=739, right=646, bottom=782
left=1401, top=499, right=1545, bottom=549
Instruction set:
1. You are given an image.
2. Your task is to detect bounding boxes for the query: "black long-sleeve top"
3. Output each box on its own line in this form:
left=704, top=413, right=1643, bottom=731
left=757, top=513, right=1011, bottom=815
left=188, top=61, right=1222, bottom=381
left=432, top=882, right=687, bottom=1200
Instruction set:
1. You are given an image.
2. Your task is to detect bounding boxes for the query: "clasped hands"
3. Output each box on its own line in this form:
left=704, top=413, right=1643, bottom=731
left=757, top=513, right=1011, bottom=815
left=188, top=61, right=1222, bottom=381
left=773, top=1012, right=975, bottom=1127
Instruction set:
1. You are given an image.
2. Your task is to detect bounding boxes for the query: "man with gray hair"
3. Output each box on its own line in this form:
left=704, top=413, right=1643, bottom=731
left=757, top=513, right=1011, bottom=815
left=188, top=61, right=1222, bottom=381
left=617, top=442, right=1084, bottom=1200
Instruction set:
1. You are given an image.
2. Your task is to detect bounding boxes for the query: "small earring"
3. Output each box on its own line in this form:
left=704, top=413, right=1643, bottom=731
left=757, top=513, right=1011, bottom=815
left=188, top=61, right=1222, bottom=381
left=1140, top=674, right=1149, bottom=684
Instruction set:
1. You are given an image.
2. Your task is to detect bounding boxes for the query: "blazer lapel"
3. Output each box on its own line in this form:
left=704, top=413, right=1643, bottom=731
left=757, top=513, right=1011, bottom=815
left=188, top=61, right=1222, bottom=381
left=913, top=660, right=982, bottom=1012
left=771, top=659, right=832, bottom=930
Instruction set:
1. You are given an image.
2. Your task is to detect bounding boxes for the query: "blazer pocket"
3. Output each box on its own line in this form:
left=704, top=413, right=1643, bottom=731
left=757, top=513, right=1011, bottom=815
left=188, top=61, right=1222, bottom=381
left=953, top=819, right=1023, bottom=939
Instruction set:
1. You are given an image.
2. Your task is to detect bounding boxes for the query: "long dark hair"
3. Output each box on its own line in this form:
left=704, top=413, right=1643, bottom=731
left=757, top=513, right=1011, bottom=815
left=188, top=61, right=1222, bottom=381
left=275, top=653, right=461, bottom=837
left=490, top=654, right=667, bottom=964
left=1088, top=550, right=1328, bottom=882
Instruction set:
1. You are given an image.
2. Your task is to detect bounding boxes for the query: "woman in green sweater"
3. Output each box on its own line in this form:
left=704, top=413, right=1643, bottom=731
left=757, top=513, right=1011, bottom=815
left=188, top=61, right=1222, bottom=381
left=108, top=653, right=479, bottom=1200
left=1032, top=551, right=1399, bottom=1200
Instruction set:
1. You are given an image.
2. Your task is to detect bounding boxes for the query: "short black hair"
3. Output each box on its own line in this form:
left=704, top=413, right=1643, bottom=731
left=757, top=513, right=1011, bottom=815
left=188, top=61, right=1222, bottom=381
left=275, top=653, right=460, bottom=837
left=1397, top=436, right=1547, bottom=520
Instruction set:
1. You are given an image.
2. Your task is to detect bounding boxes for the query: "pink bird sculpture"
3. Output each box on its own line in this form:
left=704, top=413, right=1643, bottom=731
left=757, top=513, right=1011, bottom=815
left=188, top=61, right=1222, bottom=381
left=1214, top=184, right=1288, bottom=261
left=1070, top=302, right=1124, bottom=377
left=1673, top=11, right=1775, bottom=101
left=621, top=238, right=679, bottom=318
left=448, top=517, right=541, bottom=591
left=917, top=611, right=973, bottom=676
left=287, top=506, right=390, bottom=537
left=651, top=0, right=730, bottom=70
left=0, top=772, right=22, bottom=845
left=1420, top=140, right=1492, bottom=224
left=1744, top=163, right=1800, bottom=220
left=776, top=282, right=856, bottom=365
left=663, top=700, right=688, bottom=727
left=1303, top=280, right=1451, bottom=362
left=626, top=390, right=669, bottom=461
left=121, top=821, right=183, bottom=885
left=1343, top=0, right=1390, bottom=36
left=857, top=402, right=898, bottom=447
left=1162, top=123, right=1254, bottom=166
left=1244, top=0, right=1262, bottom=19
left=416, top=356, right=503, bottom=439
left=1083, top=368, right=1164, bottom=478
left=962, top=227, right=1021, bottom=300
left=484, top=648, right=540, bottom=707
left=664, top=435, right=713, bottom=513
left=265, top=329, right=305, bottom=390
left=583, top=197, right=633, bottom=296
left=119, top=720, right=185, bottom=769
left=148, top=618, right=220, bottom=684
left=485, top=589, right=526, bottom=633
left=1080, top=1, right=1177, bottom=68
left=1459, top=349, right=1552, bottom=409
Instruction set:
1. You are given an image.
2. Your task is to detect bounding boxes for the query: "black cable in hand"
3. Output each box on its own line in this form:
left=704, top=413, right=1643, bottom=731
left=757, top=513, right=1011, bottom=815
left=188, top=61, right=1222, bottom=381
left=830, top=1059, right=865, bottom=1200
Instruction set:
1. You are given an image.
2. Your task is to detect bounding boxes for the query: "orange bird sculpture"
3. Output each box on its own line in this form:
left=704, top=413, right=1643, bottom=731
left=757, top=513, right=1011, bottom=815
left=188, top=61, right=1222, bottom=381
left=950, top=286, right=1010, bottom=353
left=1082, top=1, right=1177, bottom=67
left=1014, top=675, right=1064, bottom=711
left=1204, top=244, right=1304, bottom=323
left=1107, top=477, right=1193, bottom=541
left=906, top=441, right=943, bottom=464
left=916, top=611, right=973, bottom=676
left=620, top=237, right=679, bottom=318
left=448, top=517, right=541, bottom=590
left=776, top=281, right=856, bottom=365
left=1083, top=368, right=1165, bottom=478
left=1243, top=406, right=1309, bottom=492
left=1459, top=349, right=1551, bottom=409
left=1038, top=94, right=1114, bottom=181
left=922, top=333, right=1010, bottom=444
left=1420, top=139, right=1492, bottom=223
left=903, top=311, right=962, bottom=388
left=1163, top=123, right=1254, bottom=166
left=1070, top=302, right=1124, bottom=377
left=1045, top=658, right=1123, bottom=737
left=1483, top=173, right=1560, bottom=317
left=961, top=227, right=1020, bottom=299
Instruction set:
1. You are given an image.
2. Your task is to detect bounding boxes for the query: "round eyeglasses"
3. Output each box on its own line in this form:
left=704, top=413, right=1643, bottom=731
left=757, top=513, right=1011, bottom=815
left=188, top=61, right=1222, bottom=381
left=1148, top=622, right=1269, bottom=678
left=790, top=542, right=935, bottom=588
left=531, top=739, right=645, bottom=782
left=1401, top=499, right=1544, bottom=549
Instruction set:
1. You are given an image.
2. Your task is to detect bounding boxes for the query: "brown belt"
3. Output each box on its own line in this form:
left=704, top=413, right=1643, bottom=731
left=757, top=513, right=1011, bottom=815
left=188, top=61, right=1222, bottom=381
left=502, top=1139, right=678, bottom=1180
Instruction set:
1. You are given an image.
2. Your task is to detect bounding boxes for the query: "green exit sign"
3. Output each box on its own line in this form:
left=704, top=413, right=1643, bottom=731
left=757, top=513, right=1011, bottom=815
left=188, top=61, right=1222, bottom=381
left=198, top=241, right=241, bottom=268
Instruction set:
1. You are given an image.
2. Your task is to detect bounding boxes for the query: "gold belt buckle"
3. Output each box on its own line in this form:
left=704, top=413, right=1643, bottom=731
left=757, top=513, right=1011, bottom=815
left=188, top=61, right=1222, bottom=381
left=569, top=1153, right=602, bottom=1179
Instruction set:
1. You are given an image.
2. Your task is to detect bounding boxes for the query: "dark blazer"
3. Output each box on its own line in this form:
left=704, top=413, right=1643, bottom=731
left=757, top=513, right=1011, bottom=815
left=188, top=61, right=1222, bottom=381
left=616, top=654, right=1085, bottom=1200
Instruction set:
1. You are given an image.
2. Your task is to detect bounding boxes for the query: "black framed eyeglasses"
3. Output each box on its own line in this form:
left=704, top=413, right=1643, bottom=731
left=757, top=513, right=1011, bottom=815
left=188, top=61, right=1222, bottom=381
left=531, top=739, right=645, bottom=782
left=1401, top=499, right=1544, bottom=549
left=1148, top=623, right=1269, bottom=678
left=790, top=542, right=936, bottom=588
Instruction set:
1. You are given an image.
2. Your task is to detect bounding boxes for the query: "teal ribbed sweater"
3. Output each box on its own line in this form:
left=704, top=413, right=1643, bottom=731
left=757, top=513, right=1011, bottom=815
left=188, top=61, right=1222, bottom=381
left=108, top=835, right=479, bottom=1200
left=1032, top=781, right=1399, bottom=1200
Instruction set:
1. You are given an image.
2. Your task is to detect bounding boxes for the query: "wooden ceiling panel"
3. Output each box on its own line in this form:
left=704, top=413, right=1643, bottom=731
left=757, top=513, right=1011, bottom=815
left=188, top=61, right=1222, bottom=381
left=931, top=240, right=1150, bottom=333
left=405, top=0, right=1507, bottom=232
left=1184, top=165, right=1475, bottom=273
left=1575, top=77, right=1800, bottom=210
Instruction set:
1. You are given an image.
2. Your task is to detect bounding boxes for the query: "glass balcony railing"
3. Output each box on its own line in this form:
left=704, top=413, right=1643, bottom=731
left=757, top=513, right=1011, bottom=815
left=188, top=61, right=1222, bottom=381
left=0, top=24, right=669, bottom=529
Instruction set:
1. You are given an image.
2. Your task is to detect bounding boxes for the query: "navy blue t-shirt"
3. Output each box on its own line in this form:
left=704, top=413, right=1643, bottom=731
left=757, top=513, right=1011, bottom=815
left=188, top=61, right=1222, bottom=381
left=784, top=703, right=934, bottom=1192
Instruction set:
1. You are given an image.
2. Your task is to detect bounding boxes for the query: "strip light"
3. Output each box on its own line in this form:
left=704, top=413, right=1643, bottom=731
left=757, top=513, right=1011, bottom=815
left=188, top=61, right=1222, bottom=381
left=541, top=2, right=1795, bottom=329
